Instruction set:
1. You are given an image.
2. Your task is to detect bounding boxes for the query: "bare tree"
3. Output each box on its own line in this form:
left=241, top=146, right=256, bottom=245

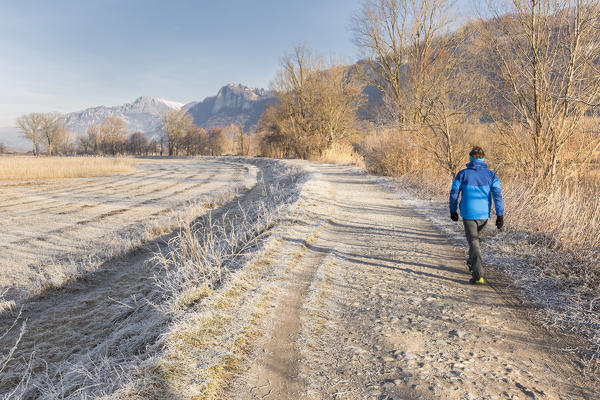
left=270, top=44, right=364, bottom=159
left=0, top=142, right=6, bottom=154
left=233, top=124, right=250, bottom=156
left=351, top=0, right=454, bottom=126
left=161, top=110, right=193, bottom=156
left=148, top=138, right=161, bottom=155
left=257, top=105, right=292, bottom=158
left=315, top=65, right=364, bottom=146
left=208, top=127, right=229, bottom=156
left=87, top=124, right=104, bottom=155
left=272, top=44, right=323, bottom=158
left=15, top=113, right=45, bottom=155
left=479, top=0, right=600, bottom=184
left=183, top=126, right=209, bottom=155
left=40, top=112, right=69, bottom=156
left=100, top=116, right=128, bottom=155
left=126, top=132, right=149, bottom=155
left=353, top=0, right=471, bottom=174
left=77, top=124, right=104, bottom=155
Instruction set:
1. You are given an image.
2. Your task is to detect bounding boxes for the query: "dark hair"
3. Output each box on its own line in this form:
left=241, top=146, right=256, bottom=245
left=469, top=146, right=485, bottom=159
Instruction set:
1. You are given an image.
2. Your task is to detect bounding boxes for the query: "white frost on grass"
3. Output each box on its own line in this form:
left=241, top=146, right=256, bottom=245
left=0, top=158, right=257, bottom=307
left=0, top=159, right=261, bottom=398
left=108, top=160, right=311, bottom=398
left=0, top=159, right=308, bottom=399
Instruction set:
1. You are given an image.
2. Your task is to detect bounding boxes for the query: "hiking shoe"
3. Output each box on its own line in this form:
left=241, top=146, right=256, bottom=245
left=469, top=277, right=484, bottom=284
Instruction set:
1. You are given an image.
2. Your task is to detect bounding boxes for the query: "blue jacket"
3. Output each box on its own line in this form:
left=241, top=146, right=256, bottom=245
left=449, top=160, right=504, bottom=220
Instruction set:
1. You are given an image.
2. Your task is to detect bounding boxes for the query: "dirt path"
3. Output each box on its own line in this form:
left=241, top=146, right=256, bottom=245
left=231, top=163, right=598, bottom=399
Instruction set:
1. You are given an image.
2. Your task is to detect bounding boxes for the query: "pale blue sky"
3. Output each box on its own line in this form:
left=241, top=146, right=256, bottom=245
left=0, top=0, right=476, bottom=126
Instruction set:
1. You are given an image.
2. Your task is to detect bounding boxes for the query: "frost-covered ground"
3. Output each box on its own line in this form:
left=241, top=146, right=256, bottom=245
left=2, top=158, right=597, bottom=399
left=0, top=157, right=303, bottom=399
left=371, top=173, right=600, bottom=366
left=225, top=162, right=597, bottom=399
left=0, top=157, right=256, bottom=307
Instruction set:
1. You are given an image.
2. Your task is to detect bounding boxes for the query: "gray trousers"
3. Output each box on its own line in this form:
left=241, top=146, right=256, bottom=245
left=463, top=219, right=488, bottom=280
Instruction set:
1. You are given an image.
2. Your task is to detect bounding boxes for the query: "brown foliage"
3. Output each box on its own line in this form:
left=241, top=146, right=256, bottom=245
left=479, top=0, right=600, bottom=185
left=183, top=126, right=209, bottom=156
left=161, top=110, right=194, bottom=156
left=100, top=116, right=128, bottom=155
left=126, top=132, right=149, bottom=155
left=260, top=44, right=364, bottom=159
left=208, top=128, right=230, bottom=156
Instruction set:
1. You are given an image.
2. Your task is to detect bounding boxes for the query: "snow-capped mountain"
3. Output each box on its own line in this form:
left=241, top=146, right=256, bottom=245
left=157, top=98, right=185, bottom=110
left=65, top=96, right=185, bottom=135
left=64, top=85, right=277, bottom=136
left=187, top=84, right=277, bottom=130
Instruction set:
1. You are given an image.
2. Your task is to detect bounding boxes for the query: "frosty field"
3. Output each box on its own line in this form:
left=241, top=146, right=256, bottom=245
left=0, top=157, right=256, bottom=304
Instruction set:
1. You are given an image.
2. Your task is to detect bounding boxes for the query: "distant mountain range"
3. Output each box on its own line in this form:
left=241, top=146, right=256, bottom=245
left=63, top=83, right=276, bottom=137
left=65, top=96, right=187, bottom=135
left=0, top=84, right=277, bottom=151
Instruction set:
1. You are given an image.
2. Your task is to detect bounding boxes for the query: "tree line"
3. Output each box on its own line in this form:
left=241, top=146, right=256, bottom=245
left=15, top=110, right=236, bottom=157
left=257, top=0, right=600, bottom=189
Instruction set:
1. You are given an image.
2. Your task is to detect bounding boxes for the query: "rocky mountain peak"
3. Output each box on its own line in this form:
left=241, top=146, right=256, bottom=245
left=186, top=84, right=276, bottom=131
left=63, top=85, right=276, bottom=136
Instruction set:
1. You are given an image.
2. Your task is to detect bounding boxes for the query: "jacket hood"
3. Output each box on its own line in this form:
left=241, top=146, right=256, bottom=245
left=466, top=160, right=488, bottom=169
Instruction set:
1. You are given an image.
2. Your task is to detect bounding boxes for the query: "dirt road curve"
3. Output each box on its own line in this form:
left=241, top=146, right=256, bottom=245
left=231, top=163, right=598, bottom=400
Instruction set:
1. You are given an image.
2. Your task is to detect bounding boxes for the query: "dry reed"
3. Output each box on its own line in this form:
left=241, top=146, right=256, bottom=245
left=0, top=156, right=135, bottom=181
left=316, top=142, right=366, bottom=168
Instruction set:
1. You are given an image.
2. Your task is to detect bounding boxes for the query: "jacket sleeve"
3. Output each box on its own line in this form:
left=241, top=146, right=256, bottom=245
left=449, top=172, right=462, bottom=213
left=490, top=173, right=504, bottom=216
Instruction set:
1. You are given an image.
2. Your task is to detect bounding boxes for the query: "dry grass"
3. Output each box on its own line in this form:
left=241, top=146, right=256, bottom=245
left=0, top=159, right=255, bottom=305
left=359, top=125, right=600, bottom=282
left=153, top=179, right=290, bottom=314
left=364, top=127, right=600, bottom=364
left=0, top=156, right=136, bottom=181
left=108, top=163, right=307, bottom=399
left=316, top=142, right=365, bottom=168
left=359, top=128, right=432, bottom=176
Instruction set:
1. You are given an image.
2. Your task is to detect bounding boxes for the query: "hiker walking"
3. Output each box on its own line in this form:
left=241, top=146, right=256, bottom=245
left=449, top=146, right=504, bottom=284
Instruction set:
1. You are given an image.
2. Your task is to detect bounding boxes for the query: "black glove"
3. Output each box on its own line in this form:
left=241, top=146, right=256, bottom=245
left=496, top=215, right=504, bottom=229
left=450, top=212, right=459, bottom=221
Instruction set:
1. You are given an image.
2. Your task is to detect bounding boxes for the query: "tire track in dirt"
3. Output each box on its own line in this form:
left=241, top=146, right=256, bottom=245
left=228, top=168, right=338, bottom=399
left=241, top=220, right=334, bottom=399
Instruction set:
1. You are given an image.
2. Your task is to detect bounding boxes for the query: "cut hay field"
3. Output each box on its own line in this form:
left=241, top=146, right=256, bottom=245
left=0, top=157, right=257, bottom=305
